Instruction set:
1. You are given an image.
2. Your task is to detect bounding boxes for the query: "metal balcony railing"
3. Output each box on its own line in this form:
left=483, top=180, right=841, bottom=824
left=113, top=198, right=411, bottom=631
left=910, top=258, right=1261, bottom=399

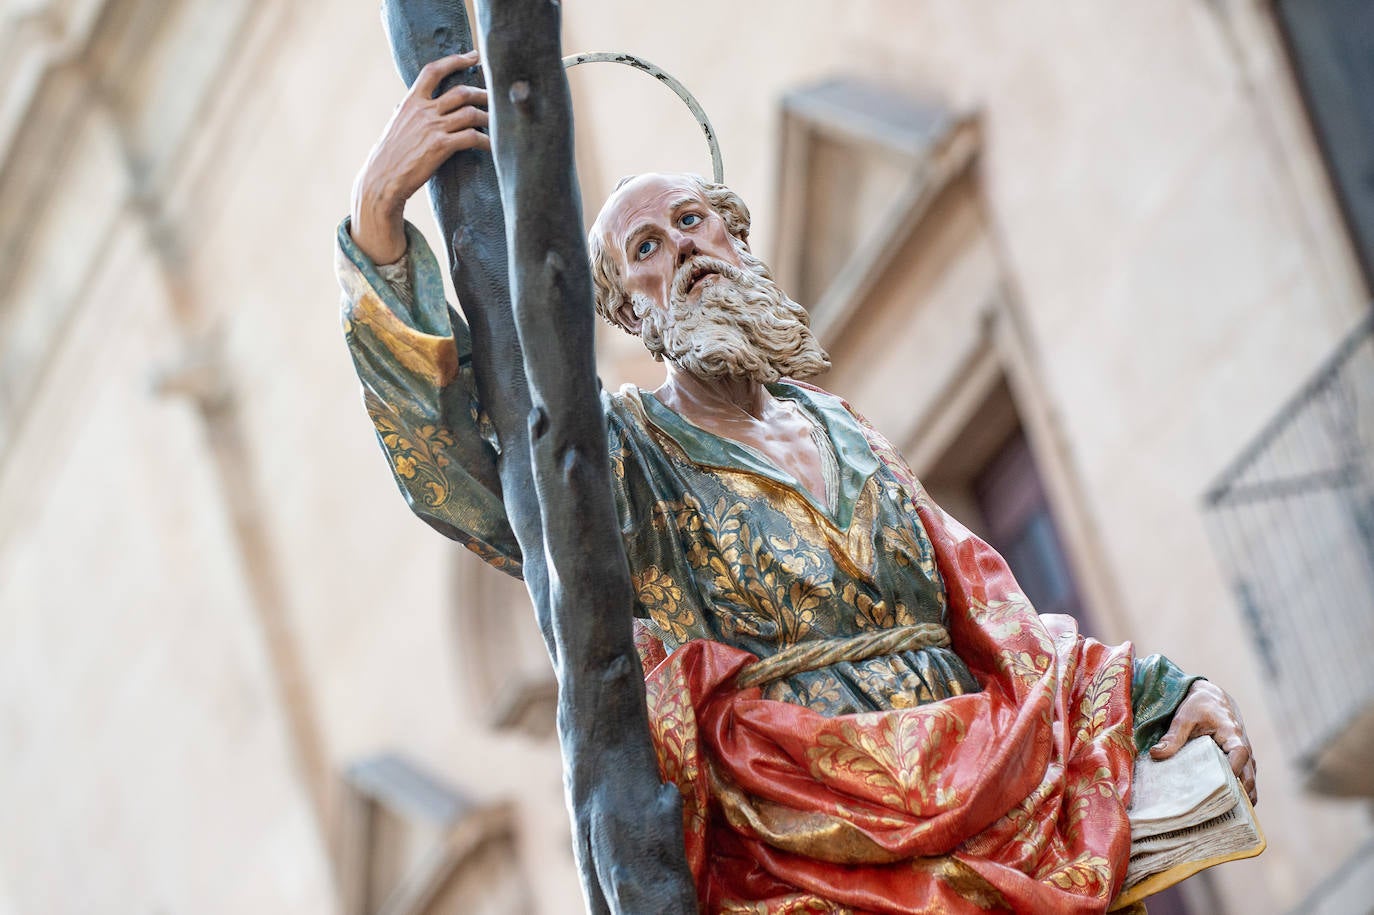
left=1204, top=313, right=1374, bottom=797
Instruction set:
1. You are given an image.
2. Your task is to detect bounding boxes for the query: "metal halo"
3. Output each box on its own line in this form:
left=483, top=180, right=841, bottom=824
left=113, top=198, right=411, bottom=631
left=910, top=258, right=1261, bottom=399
left=562, top=51, right=724, bottom=185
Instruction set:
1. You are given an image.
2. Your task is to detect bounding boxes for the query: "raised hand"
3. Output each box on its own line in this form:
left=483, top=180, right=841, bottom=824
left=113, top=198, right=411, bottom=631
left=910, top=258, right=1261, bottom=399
left=350, top=50, right=490, bottom=265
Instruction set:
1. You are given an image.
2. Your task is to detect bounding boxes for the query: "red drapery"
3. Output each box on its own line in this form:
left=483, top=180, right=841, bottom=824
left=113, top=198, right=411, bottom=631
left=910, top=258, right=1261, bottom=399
left=637, top=404, right=1138, bottom=914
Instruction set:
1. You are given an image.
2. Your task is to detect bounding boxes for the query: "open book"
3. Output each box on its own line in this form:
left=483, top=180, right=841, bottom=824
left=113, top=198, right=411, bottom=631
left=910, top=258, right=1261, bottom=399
left=1109, top=737, right=1265, bottom=910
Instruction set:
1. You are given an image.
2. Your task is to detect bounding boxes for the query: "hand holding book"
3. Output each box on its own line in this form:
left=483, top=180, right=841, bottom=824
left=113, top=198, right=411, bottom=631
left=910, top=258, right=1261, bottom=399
left=1110, top=736, right=1265, bottom=910
left=1109, top=677, right=1264, bottom=910
left=1149, top=679, right=1257, bottom=806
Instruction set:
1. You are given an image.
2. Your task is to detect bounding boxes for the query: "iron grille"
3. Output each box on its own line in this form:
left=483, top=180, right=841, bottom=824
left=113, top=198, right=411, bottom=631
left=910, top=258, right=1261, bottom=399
left=1204, top=313, right=1374, bottom=791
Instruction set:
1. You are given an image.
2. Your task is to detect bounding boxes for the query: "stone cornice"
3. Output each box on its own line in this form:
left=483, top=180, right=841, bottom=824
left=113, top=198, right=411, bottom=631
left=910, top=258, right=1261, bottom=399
left=0, top=0, right=279, bottom=461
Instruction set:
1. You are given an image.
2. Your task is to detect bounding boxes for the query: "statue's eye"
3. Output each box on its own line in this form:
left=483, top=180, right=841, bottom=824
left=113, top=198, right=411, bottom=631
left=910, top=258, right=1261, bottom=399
left=680, top=213, right=702, bottom=227
left=636, top=238, right=657, bottom=259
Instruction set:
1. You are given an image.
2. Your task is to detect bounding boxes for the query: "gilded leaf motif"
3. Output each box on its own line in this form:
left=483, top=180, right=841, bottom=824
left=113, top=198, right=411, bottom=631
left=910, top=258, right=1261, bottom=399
left=1075, top=654, right=1128, bottom=744
left=664, top=494, right=836, bottom=646
left=964, top=765, right=1059, bottom=867
left=972, top=595, right=1055, bottom=687
left=1060, top=766, right=1117, bottom=838
left=644, top=662, right=707, bottom=838
left=368, top=390, right=458, bottom=508
left=998, top=648, right=1052, bottom=684
left=720, top=896, right=849, bottom=914
left=806, top=705, right=965, bottom=813
left=881, top=522, right=938, bottom=582
left=1043, top=853, right=1113, bottom=898
left=790, top=674, right=847, bottom=714
left=632, top=565, right=699, bottom=644
left=975, top=594, right=1039, bottom=640
left=608, top=434, right=630, bottom=480
left=461, top=538, right=520, bottom=574
left=366, top=393, right=456, bottom=508
left=840, top=581, right=911, bottom=631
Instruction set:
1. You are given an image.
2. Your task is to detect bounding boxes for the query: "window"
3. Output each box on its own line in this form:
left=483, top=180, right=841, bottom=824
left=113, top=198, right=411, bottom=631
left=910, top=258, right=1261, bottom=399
left=924, top=379, right=1102, bottom=640
left=1276, top=0, right=1374, bottom=289
left=972, top=429, right=1090, bottom=630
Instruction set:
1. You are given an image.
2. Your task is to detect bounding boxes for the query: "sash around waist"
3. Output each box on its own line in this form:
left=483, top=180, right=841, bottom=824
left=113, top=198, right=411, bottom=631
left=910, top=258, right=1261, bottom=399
left=735, top=623, right=952, bottom=689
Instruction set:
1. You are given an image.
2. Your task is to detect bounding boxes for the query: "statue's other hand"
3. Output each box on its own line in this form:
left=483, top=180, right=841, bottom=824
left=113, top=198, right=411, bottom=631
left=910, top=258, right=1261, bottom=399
left=1150, top=679, right=1257, bottom=805
left=350, top=50, right=491, bottom=265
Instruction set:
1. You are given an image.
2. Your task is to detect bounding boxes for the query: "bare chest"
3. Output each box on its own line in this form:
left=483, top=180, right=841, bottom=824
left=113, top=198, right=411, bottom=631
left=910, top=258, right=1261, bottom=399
left=693, top=409, right=830, bottom=510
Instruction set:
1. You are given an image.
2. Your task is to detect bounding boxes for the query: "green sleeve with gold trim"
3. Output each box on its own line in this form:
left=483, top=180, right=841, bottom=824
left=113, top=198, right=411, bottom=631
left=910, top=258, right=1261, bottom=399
left=1131, top=653, right=1202, bottom=756
left=336, top=218, right=522, bottom=577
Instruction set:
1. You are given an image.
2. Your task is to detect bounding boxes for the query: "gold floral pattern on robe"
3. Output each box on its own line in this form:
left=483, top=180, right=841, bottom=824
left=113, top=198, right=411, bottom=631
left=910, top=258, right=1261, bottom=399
left=607, top=384, right=981, bottom=713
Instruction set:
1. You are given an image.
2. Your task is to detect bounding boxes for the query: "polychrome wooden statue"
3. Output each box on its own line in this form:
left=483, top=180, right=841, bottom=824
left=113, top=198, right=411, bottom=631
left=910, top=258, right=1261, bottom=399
left=338, top=5, right=1256, bottom=912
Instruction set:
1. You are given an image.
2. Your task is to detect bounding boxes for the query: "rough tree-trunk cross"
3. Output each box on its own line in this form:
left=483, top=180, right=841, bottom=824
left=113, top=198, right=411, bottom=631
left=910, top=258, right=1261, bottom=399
left=379, top=2, right=698, bottom=912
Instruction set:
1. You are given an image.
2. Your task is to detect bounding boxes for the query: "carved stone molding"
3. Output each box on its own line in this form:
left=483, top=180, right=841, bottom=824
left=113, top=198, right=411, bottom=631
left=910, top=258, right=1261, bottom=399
left=771, top=77, right=971, bottom=333
left=337, top=753, right=528, bottom=915
left=0, top=0, right=275, bottom=461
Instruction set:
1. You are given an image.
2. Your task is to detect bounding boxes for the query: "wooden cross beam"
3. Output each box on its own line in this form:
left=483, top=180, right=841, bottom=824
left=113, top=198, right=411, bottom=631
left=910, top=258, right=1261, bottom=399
left=378, top=2, right=697, bottom=912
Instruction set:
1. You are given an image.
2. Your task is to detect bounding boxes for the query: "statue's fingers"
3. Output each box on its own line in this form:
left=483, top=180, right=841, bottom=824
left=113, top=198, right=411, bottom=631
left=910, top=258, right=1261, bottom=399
left=436, top=84, right=488, bottom=115
left=1224, top=742, right=1251, bottom=781
left=1151, top=712, right=1199, bottom=759
left=413, top=51, right=480, bottom=97
left=441, top=107, right=489, bottom=133
left=1242, top=757, right=1258, bottom=805
left=442, top=128, right=491, bottom=154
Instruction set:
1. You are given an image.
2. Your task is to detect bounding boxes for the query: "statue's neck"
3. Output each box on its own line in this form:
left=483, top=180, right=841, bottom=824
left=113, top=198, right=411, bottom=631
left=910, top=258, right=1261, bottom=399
left=653, top=363, right=775, bottom=424
left=650, top=364, right=831, bottom=512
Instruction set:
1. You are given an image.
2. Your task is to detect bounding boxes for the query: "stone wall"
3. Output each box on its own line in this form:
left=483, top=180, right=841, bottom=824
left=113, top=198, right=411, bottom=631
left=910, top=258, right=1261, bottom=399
left=0, top=1, right=1368, bottom=912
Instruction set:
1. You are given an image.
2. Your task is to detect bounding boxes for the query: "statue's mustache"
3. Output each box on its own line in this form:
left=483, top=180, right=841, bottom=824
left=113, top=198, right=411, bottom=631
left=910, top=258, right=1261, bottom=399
left=671, top=255, right=748, bottom=305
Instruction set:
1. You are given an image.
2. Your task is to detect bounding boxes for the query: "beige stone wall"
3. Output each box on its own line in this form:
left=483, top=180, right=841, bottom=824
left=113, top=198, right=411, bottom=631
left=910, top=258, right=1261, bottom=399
left=0, top=1, right=1368, bottom=913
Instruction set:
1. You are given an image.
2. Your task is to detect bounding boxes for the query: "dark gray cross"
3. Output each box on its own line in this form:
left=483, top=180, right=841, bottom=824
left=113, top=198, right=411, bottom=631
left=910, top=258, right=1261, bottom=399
left=379, top=2, right=697, bottom=912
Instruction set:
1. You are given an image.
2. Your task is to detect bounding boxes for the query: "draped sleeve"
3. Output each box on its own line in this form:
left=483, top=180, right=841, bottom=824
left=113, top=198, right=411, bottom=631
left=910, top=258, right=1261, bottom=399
left=336, top=218, right=522, bottom=577
left=1131, top=653, right=1203, bottom=755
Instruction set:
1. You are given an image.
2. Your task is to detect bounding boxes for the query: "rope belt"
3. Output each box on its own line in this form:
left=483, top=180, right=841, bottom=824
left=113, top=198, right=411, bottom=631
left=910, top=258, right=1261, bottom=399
left=735, top=623, right=951, bottom=689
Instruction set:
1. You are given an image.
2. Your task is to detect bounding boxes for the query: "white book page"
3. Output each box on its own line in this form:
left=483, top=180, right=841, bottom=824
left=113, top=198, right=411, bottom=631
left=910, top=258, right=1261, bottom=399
left=1128, top=737, right=1231, bottom=837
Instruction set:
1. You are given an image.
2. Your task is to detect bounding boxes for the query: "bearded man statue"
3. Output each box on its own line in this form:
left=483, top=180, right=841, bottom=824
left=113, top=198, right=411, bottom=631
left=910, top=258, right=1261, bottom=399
left=337, top=54, right=1255, bottom=914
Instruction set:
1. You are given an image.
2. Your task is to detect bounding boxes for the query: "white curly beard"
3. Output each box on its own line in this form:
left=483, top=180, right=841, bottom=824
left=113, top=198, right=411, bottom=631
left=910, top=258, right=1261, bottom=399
left=635, top=252, right=831, bottom=383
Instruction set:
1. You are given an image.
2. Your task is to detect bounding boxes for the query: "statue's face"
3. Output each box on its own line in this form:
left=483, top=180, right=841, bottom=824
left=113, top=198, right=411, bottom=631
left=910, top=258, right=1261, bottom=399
left=596, top=173, right=745, bottom=321
left=592, top=173, right=831, bottom=383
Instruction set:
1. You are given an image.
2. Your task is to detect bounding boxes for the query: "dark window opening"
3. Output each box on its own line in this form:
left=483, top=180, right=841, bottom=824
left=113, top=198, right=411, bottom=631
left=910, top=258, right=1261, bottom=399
left=1276, top=0, right=1374, bottom=292
left=972, top=429, right=1087, bottom=627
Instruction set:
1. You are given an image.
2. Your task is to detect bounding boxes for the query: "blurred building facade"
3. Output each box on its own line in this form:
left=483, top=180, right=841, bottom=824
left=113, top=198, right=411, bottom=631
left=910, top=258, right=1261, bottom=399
left=0, top=1, right=1371, bottom=913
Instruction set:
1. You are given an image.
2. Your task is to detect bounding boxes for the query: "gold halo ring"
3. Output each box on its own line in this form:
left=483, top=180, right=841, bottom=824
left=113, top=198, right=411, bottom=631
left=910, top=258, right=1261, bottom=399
left=562, top=51, right=725, bottom=184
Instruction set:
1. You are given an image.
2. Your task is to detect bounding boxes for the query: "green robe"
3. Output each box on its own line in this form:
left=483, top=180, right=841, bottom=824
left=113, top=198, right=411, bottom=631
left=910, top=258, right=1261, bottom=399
left=336, top=219, right=1197, bottom=753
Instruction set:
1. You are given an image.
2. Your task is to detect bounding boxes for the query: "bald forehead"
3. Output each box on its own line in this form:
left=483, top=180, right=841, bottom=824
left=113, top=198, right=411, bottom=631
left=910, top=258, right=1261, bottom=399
left=594, top=173, right=707, bottom=254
